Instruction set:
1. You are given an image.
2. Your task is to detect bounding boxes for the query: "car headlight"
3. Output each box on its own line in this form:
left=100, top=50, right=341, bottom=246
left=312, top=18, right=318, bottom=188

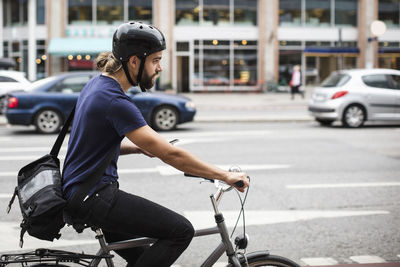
left=185, top=101, right=196, bottom=110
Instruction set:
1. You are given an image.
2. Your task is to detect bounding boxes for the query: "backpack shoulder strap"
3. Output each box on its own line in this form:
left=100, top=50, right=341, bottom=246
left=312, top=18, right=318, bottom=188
left=50, top=106, right=75, bottom=157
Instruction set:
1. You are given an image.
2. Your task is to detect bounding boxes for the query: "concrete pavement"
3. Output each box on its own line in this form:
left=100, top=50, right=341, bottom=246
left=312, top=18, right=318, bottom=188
left=183, top=90, right=313, bottom=122
left=0, top=90, right=313, bottom=126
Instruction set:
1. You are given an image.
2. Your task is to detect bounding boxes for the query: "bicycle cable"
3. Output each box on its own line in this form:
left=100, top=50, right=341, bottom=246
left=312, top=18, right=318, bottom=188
left=230, top=176, right=250, bottom=239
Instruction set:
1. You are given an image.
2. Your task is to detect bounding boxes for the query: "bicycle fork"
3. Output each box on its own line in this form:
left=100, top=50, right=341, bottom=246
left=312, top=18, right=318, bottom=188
left=201, top=192, right=241, bottom=267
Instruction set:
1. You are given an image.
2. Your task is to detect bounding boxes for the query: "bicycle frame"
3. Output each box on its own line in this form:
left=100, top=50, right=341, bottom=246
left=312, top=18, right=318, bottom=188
left=89, top=184, right=242, bottom=267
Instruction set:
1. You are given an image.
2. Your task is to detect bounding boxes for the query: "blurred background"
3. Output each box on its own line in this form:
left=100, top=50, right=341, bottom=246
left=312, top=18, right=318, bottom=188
left=0, top=0, right=399, bottom=92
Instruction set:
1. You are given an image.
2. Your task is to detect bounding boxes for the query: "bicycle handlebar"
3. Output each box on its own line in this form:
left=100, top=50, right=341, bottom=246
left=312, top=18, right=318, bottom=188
left=184, top=173, right=245, bottom=188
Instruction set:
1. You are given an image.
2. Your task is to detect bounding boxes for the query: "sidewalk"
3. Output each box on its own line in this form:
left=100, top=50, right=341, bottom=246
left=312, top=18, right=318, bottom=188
left=0, top=91, right=313, bottom=126
left=183, top=90, right=313, bottom=122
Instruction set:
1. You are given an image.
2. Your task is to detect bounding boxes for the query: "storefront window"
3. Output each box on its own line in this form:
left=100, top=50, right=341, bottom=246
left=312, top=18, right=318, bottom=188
left=3, top=42, right=9, bottom=58
left=379, top=0, right=400, bottom=27
left=128, top=0, right=152, bottom=24
left=194, top=48, right=201, bottom=86
left=279, top=50, right=301, bottom=86
left=335, top=0, right=357, bottom=26
left=203, top=48, right=230, bottom=86
left=176, top=0, right=199, bottom=25
left=68, top=0, right=92, bottom=25
left=97, top=0, right=124, bottom=25
left=11, top=0, right=19, bottom=25
left=22, top=0, right=27, bottom=25
left=234, top=49, right=257, bottom=86
left=305, top=41, right=331, bottom=47
left=279, top=0, right=301, bottom=26
left=234, top=0, right=257, bottom=26
left=305, top=0, right=330, bottom=27
left=193, top=40, right=258, bottom=89
left=3, top=1, right=7, bottom=26
left=203, top=0, right=230, bottom=26
left=37, top=0, right=45, bottom=24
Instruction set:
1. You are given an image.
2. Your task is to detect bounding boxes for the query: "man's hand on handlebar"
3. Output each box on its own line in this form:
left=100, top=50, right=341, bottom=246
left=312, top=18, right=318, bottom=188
left=225, top=172, right=249, bottom=193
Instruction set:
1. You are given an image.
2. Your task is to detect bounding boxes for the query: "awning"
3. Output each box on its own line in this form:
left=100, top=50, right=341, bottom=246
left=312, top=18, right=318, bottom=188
left=48, top=38, right=112, bottom=56
left=379, top=47, right=400, bottom=54
left=304, top=47, right=360, bottom=54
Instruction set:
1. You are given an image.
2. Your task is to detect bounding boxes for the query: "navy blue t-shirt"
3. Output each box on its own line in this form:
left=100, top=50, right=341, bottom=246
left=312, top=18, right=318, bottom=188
left=62, top=75, right=147, bottom=200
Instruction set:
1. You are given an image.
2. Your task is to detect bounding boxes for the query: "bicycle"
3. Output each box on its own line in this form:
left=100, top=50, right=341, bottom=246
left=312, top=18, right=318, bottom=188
left=0, top=168, right=300, bottom=267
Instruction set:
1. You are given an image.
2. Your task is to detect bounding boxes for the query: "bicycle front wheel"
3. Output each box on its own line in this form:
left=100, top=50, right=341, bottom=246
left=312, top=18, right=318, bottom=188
left=237, top=253, right=300, bottom=267
left=28, top=264, right=70, bottom=266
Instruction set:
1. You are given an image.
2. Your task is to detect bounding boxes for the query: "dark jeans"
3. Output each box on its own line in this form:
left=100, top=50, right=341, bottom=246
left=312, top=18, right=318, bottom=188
left=72, top=183, right=194, bottom=267
left=290, top=85, right=304, bottom=99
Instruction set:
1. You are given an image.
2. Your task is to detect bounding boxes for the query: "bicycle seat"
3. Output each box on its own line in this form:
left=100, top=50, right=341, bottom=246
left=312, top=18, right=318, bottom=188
left=63, top=211, right=94, bottom=233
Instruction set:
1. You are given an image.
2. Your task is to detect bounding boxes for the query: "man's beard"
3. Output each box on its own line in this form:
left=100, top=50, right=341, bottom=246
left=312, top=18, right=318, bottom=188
left=139, top=69, right=158, bottom=91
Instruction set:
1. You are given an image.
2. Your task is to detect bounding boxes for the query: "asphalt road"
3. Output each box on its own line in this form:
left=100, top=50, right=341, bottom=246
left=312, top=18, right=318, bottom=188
left=0, top=121, right=399, bottom=267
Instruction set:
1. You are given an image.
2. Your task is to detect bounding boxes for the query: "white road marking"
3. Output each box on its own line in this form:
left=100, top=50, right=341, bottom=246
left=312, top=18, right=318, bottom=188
left=0, top=193, right=12, bottom=199
left=118, top=168, right=158, bottom=174
left=0, top=222, right=97, bottom=252
left=213, top=262, right=228, bottom=267
left=156, top=164, right=290, bottom=176
left=161, top=130, right=271, bottom=139
left=301, top=257, right=338, bottom=266
left=0, top=172, right=16, bottom=177
left=350, top=255, right=386, bottom=263
left=184, top=210, right=390, bottom=229
left=286, top=182, right=400, bottom=189
left=0, top=147, right=67, bottom=153
left=0, top=155, right=65, bottom=161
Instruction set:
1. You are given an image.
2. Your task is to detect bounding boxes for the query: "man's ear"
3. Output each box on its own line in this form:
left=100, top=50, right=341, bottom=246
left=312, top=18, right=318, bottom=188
left=129, top=55, right=140, bottom=69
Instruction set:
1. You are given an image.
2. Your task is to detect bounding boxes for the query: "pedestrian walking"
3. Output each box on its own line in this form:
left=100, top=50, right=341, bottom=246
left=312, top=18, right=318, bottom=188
left=289, top=65, right=304, bottom=100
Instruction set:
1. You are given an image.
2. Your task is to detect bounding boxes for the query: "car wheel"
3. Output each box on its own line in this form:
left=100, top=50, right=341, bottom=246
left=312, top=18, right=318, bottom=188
left=0, top=95, right=6, bottom=115
left=34, top=109, right=63, bottom=134
left=316, top=118, right=334, bottom=126
left=151, top=106, right=178, bottom=131
left=342, top=104, right=366, bottom=128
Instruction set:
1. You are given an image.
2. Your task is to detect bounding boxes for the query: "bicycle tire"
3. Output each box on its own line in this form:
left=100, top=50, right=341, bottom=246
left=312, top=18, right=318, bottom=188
left=228, top=253, right=300, bottom=267
left=28, top=264, right=70, bottom=267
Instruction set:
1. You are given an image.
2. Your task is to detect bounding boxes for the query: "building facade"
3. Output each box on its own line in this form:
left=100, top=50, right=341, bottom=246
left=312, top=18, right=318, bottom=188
left=1, top=0, right=400, bottom=92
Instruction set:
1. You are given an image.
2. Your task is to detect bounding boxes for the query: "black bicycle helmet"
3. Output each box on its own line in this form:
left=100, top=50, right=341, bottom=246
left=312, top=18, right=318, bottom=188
left=112, top=21, right=166, bottom=91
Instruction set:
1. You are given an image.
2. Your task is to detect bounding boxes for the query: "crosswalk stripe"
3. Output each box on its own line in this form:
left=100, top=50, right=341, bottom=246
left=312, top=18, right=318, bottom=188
left=184, top=210, right=389, bottom=229
left=213, top=262, right=228, bottom=267
left=286, top=182, right=400, bottom=189
left=0, top=147, right=67, bottom=152
left=300, top=257, right=338, bottom=266
left=0, top=172, right=16, bottom=177
left=0, top=155, right=65, bottom=161
left=350, top=255, right=386, bottom=263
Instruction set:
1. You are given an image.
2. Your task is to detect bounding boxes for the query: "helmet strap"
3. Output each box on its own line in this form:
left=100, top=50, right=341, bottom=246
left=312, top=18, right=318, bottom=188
left=121, top=61, right=137, bottom=87
left=137, top=56, right=147, bottom=92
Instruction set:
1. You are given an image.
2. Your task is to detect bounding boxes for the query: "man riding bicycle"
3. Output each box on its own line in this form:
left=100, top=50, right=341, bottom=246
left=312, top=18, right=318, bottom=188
left=62, top=21, right=249, bottom=267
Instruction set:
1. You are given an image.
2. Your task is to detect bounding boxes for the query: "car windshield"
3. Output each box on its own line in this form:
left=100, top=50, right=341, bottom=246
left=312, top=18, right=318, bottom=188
left=320, top=73, right=351, bottom=87
left=29, top=76, right=58, bottom=91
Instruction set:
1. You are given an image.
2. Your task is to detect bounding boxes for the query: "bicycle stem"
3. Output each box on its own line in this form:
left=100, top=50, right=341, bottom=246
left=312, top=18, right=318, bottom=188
left=210, top=188, right=242, bottom=267
left=211, top=187, right=224, bottom=212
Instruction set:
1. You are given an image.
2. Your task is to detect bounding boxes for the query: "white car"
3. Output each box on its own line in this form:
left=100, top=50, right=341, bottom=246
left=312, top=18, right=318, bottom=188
left=308, top=68, right=400, bottom=127
left=0, top=70, right=31, bottom=114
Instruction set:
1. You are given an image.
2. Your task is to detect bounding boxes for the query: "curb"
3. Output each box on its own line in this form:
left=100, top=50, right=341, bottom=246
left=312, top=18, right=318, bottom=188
left=0, top=115, right=314, bottom=127
left=194, top=116, right=313, bottom=123
left=0, top=116, right=6, bottom=126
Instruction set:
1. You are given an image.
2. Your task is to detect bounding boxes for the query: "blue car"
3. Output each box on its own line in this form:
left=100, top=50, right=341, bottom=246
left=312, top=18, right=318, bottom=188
left=5, top=72, right=196, bottom=133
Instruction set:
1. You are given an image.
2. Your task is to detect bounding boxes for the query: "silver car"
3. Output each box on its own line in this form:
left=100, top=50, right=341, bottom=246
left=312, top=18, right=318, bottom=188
left=308, top=68, right=400, bottom=127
